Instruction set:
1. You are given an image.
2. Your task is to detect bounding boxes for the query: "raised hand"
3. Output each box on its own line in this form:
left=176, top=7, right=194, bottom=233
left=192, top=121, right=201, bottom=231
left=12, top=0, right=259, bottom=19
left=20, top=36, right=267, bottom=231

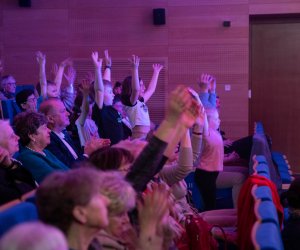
left=79, top=79, right=91, bottom=96
left=200, top=73, right=216, bottom=91
left=60, top=57, right=73, bottom=68
left=64, top=66, right=76, bottom=85
left=91, top=51, right=102, bottom=69
left=138, top=182, right=170, bottom=231
left=153, top=63, right=163, bottom=73
left=36, top=51, right=46, bottom=66
left=104, top=49, right=112, bottom=67
left=85, top=71, right=95, bottom=83
left=51, top=63, right=59, bottom=79
left=129, top=55, right=140, bottom=69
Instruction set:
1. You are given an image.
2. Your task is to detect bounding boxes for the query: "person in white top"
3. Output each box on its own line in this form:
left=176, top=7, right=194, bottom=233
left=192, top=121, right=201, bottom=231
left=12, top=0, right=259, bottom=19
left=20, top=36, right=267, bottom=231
left=121, top=55, right=163, bottom=139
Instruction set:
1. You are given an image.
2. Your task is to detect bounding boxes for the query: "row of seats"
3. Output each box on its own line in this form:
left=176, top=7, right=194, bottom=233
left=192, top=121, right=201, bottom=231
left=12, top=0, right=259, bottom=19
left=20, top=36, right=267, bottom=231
left=0, top=191, right=37, bottom=238
left=251, top=156, right=284, bottom=250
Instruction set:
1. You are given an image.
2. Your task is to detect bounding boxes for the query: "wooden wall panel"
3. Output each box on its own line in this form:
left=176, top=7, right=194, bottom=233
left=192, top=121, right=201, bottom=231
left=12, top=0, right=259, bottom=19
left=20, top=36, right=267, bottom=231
left=0, top=0, right=297, bottom=144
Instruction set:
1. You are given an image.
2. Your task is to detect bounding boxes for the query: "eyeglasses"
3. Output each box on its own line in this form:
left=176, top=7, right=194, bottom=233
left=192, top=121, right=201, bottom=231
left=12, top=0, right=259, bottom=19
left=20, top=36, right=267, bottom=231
left=7, top=82, right=16, bottom=86
left=26, top=97, right=37, bottom=103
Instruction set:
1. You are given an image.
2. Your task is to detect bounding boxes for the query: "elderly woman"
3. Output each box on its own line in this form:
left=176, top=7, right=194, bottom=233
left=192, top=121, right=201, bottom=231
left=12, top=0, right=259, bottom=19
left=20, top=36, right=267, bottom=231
left=0, top=120, right=36, bottom=205
left=14, top=111, right=69, bottom=184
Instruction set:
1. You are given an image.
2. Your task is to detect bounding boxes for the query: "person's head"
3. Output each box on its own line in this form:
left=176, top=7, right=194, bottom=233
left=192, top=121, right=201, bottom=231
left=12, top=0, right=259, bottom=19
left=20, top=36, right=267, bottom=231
left=121, top=76, right=143, bottom=103
left=206, top=108, right=220, bottom=130
left=47, top=81, right=59, bottom=98
left=89, top=146, right=134, bottom=174
left=36, top=80, right=59, bottom=98
left=0, top=222, right=68, bottom=250
left=0, top=120, right=19, bottom=156
left=14, top=111, right=50, bottom=148
left=96, top=171, right=136, bottom=238
left=103, top=80, right=114, bottom=106
left=36, top=168, right=110, bottom=236
left=112, top=95, right=124, bottom=115
left=113, top=81, right=122, bottom=95
left=1, top=75, right=16, bottom=94
left=16, top=89, right=37, bottom=112
left=39, top=98, right=70, bottom=131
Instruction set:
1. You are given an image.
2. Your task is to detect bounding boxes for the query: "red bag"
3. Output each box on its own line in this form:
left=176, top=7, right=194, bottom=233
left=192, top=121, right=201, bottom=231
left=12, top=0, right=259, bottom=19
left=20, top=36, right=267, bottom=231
left=185, top=214, right=219, bottom=250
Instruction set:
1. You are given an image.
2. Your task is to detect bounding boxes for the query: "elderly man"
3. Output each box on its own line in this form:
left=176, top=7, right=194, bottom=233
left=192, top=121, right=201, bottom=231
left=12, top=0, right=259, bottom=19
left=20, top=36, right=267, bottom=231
left=39, top=98, right=106, bottom=168
left=0, top=120, right=36, bottom=205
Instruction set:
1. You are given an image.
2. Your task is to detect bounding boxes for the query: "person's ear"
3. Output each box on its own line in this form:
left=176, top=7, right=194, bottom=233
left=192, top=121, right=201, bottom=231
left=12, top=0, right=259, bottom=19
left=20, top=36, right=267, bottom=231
left=72, top=205, right=88, bottom=224
left=28, top=133, right=36, bottom=143
left=20, top=103, right=27, bottom=111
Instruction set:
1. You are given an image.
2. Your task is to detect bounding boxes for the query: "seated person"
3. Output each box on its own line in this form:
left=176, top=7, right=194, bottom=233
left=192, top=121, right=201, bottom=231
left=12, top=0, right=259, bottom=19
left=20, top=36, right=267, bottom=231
left=281, top=177, right=300, bottom=250
left=0, top=75, right=16, bottom=100
left=36, top=168, right=110, bottom=250
left=39, top=98, right=105, bottom=168
left=0, top=222, right=68, bottom=250
left=14, top=111, right=69, bottom=184
left=15, top=88, right=42, bottom=112
left=0, top=120, right=36, bottom=205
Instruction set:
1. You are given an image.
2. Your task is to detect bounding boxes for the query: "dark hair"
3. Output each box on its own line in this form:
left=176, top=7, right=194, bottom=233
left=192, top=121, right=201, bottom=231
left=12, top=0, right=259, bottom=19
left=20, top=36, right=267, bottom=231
left=112, top=94, right=122, bottom=105
left=121, top=76, right=132, bottom=105
left=114, top=81, right=122, bottom=89
left=15, top=89, right=35, bottom=111
left=36, top=168, right=103, bottom=235
left=121, top=76, right=142, bottom=106
left=13, top=111, right=48, bottom=146
left=282, top=177, right=300, bottom=209
left=103, top=79, right=113, bottom=88
left=89, top=147, right=134, bottom=171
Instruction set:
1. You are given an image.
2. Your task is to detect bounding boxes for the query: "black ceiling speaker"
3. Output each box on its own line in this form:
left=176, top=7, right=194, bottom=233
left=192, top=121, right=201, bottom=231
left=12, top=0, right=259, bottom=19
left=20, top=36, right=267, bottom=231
left=19, top=0, right=31, bottom=7
left=153, top=8, right=166, bottom=25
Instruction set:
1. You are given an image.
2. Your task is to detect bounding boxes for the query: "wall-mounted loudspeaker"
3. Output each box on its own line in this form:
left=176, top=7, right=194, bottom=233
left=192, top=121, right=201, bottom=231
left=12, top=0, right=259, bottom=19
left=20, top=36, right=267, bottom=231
left=153, top=8, right=166, bottom=25
left=19, top=0, right=31, bottom=7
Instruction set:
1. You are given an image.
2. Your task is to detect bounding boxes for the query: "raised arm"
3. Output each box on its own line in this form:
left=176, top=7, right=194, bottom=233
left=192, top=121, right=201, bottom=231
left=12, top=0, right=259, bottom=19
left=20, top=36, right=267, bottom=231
left=159, top=129, right=193, bottom=186
left=36, top=51, right=47, bottom=99
left=129, top=55, right=140, bottom=105
left=126, top=85, right=201, bottom=192
left=77, top=79, right=91, bottom=127
left=54, top=57, right=73, bottom=93
left=143, top=63, right=163, bottom=103
left=103, top=49, right=112, bottom=82
left=92, top=52, right=104, bottom=109
left=63, top=66, right=76, bottom=95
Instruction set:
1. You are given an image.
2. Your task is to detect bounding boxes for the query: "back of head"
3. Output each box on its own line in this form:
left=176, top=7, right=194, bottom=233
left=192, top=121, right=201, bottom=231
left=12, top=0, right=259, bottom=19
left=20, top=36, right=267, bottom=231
left=0, top=222, right=68, bottom=250
left=36, top=168, right=103, bottom=234
left=39, top=98, right=61, bottom=116
left=121, top=76, right=132, bottom=105
left=15, top=89, right=34, bottom=111
left=89, top=146, right=134, bottom=171
left=97, top=171, right=136, bottom=216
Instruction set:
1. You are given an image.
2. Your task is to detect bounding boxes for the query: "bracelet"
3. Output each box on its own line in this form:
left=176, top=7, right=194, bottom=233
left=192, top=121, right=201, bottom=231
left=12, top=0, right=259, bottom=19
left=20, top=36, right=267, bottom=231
left=105, top=66, right=111, bottom=69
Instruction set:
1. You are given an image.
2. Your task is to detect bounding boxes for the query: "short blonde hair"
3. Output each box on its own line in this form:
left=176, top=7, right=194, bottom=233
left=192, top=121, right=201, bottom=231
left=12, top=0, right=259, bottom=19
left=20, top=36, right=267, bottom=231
left=98, top=171, right=136, bottom=216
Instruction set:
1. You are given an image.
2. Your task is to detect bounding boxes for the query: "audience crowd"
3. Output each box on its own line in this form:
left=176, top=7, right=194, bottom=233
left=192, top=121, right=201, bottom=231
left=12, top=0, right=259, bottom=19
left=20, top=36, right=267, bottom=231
left=0, top=51, right=297, bottom=250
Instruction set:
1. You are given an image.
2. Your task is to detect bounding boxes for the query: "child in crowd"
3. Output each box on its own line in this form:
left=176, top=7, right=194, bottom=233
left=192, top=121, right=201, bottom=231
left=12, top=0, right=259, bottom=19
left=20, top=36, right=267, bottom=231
left=91, top=51, right=124, bottom=145
left=121, top=55, right=163, bottom=139
left=194, top=106, right=224, bottom=211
